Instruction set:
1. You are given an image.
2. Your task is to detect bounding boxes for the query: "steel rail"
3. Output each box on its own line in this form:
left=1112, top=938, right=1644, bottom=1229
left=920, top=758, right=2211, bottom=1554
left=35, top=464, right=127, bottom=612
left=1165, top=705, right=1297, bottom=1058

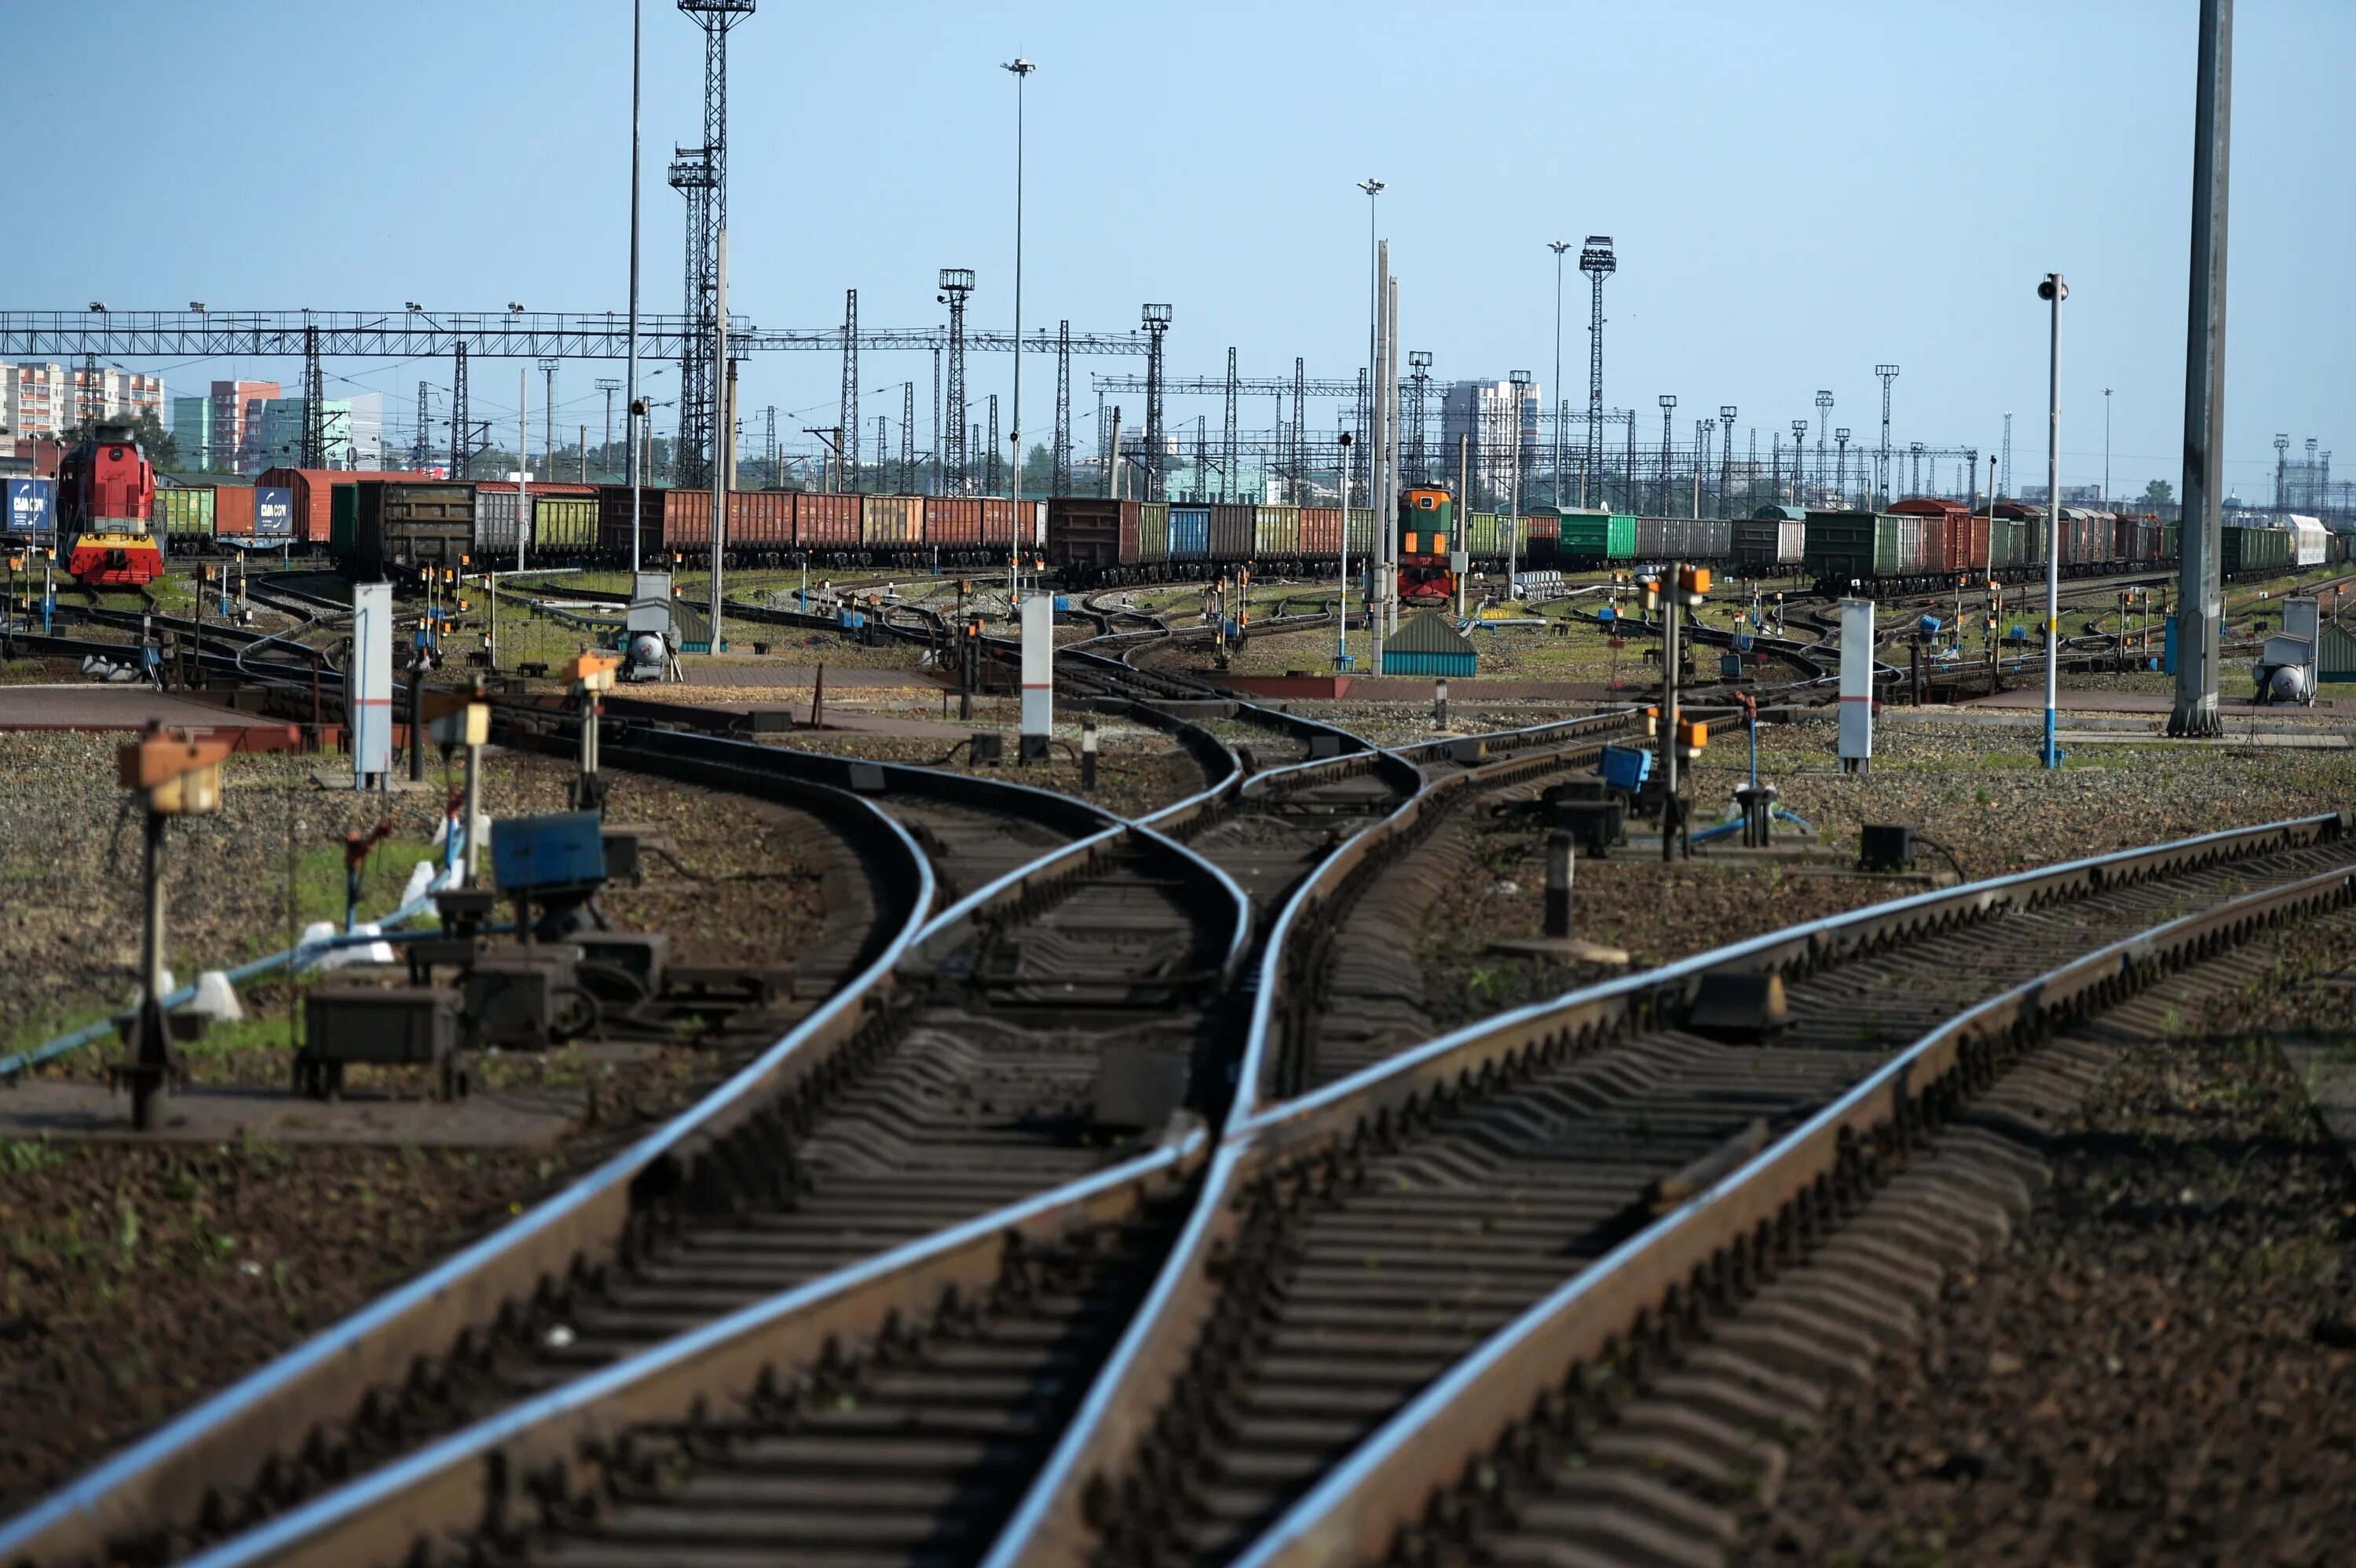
left=979, top=809, right=2349, bottom=1565
left=175, top=1131, right=1212, bottom=1568
left=1232, top=856, right=2356, bottom=1567
left=0, top=774, right=937, bottom=1568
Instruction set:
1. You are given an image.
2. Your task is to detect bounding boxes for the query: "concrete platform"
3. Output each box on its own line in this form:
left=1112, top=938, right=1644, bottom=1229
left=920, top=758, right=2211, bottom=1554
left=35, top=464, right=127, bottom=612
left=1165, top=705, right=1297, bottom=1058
left=0, top=1080, right=580, bottom=1146
left=0, top=684, right=305, bottom=744
left=1961, top=686, right=2350, bottom=715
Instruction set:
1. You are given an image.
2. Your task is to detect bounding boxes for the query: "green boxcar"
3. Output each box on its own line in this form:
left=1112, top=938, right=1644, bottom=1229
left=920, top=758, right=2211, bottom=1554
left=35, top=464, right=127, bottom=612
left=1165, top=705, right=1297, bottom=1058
left=1346, top=507, right=1377, bottom=556
left=1252, top=504, right=1301, bottom=557
left=534, top=495, right=600, bottom=554
left=1553, top=511, right=1639, bottom=559
left=1802, top=510, right=1877, bottom=583
left=156, top=487, right=216, bottom=538
left=1462, top=511, right=1502, bottom=557
left=1138, top=501, right=1171, bottom=565
left=2221, top=524, right=2290, bottom=576
left=329, top=483, right=359, bottom=561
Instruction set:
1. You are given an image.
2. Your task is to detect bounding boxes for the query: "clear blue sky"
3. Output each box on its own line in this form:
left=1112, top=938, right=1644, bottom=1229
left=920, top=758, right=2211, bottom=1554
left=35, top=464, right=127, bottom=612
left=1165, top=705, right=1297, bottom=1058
left=9, top=0, right=2349, bottom=499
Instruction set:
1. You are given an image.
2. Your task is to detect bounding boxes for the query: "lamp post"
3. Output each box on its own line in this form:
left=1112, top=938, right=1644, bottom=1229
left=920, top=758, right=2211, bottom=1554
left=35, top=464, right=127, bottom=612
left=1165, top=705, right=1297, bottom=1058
left=1509, top=370, right=1531, bottom=592
left=1357, top=179, right=1385, bottom=511
left=1337, top=430, right=1353, bottom=669
left=1719, top=405, right=1737, bottom=517
left=2038, top=272, right=2068, bottom=769
left=2102, top=386, right=2113, bottom=510
left=626, top=0, right=643, bottom=572
left=1549, top=240, right=1570, bottom=510
left=1003, top=57, right=1036, bottom=601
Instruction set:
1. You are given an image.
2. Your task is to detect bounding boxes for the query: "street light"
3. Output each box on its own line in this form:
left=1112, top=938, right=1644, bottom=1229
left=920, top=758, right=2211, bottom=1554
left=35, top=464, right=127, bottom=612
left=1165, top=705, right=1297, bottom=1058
left=1509, top=370, right=1532, bottom=590
left=1003, top=56, right=1036, bottom=601
left=1549, top=240, right=1570, bottom=510
left=2037, top=272, right=2069, bottom=769
left=188, top=302, right=207, bottom=313
left=1357, top=178, right=1384, bottom=510
left=2103, top=386, right=2113, bottom=510
left=1718, top=405, right=1737, bottom=516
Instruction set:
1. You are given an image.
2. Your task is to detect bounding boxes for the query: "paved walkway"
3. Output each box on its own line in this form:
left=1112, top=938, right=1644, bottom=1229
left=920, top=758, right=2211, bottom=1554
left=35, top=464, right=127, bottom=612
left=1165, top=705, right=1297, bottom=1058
left=0, top=684, right=295, bottom=735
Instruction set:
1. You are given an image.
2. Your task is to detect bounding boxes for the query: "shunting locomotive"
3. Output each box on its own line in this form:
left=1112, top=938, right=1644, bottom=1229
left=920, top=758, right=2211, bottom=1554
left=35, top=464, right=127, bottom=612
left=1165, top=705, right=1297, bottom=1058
left=1398, top=484, right=1458, bottom=605
left=58, top=424, right=163, bottom=587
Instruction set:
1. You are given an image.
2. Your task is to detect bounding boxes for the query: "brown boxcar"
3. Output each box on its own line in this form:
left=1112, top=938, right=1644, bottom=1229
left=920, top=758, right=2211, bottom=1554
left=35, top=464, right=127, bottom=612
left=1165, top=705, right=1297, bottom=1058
left=926, top=497, right=983, bottom=547
left=596, top=486, right=712, bottom=557
left=796, top=492, right=861, bottom=550
left=1046, top=497, right=1136, bottom=571
left=1208, top=503, right=1254, bottom=561
left=257, top=467, right=434, bottom=545
left=354, top=481, right=473, bottom=579
left=726, top=489, right=793, bottom=549
left=1301, top=506, right=1344, bottom=557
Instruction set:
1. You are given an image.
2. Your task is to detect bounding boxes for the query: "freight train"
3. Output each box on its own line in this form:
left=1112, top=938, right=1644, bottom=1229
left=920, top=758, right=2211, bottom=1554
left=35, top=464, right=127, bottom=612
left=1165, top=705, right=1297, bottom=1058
left=57, top=425, right=163, bottom=587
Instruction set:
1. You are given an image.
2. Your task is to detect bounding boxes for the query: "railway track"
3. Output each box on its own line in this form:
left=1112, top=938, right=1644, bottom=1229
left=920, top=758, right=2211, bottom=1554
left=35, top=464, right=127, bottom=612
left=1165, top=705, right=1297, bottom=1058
left=985, top=811, right=2356, bottom=1566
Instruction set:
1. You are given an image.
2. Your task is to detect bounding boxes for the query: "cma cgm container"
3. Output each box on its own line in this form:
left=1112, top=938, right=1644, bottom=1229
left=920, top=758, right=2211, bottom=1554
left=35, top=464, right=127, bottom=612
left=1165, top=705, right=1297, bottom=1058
left=860, top=495, right=924, bottom=550
left=1045, top=496, right=1135, bottom=571
left=1253, top=504, right=1302, bottom=557
left=1169, top=506, right=1210, bottom=561
left=796, top=491, right=860, bottom=550
left=1560, top=510, right=1638, bottom=561
left=1207, top=503, right=1254, bottom=561
left=1299, top=506, right=1343, bottom=557
left=354, top=481, right=473, bottom=579
left=1138, top=501, right=1172, bottom=565
left=1733, top=516, right=1805, bottom=568
left=257, top=468, right=429, bottom=545
left=155, top=486, right=216, bottom=539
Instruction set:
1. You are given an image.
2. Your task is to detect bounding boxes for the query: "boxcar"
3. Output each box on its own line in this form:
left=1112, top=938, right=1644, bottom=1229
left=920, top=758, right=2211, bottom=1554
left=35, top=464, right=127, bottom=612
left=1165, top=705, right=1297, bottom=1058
left=354, top=481, right=472, bottom=579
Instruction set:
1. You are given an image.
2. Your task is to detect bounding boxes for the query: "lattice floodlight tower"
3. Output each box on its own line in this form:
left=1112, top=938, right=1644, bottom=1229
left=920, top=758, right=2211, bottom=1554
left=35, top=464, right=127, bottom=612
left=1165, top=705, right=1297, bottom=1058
left=1578, top=237, right=1616, bottom=498
left=936, top=269, right=975, bottom=492
left=1875, top=364, right=1899, bottom=504
left=671, top=0, right=753, bottom=492
left=1814, top=389, right=1834, bottom=486
left=1718, top=405, right=1737, bottom=512
left=1141, top=303, right=1173, bottom=502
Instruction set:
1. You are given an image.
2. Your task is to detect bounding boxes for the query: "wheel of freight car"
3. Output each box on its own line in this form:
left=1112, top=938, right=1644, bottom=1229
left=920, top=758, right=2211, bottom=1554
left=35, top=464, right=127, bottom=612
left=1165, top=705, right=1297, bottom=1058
left=550, top=985, right=602, bottom=1044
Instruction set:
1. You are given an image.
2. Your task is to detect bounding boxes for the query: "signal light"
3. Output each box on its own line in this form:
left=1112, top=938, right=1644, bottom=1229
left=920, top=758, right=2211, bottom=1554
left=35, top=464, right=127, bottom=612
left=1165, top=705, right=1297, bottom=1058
left=1678, top=565, right=1711, bottom=600
left=1643, top=704, right=1659, bottom=737
left=1674, top=718, right=1707, bottom=761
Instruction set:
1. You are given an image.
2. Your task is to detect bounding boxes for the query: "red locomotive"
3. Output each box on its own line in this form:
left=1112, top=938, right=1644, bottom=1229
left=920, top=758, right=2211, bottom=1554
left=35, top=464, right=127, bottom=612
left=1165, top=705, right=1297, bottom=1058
left=58, top=424, right=163, bottom=587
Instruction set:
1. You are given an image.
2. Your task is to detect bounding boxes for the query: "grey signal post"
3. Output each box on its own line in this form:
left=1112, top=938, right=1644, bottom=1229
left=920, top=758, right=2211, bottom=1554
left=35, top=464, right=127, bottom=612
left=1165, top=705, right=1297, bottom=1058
left=2171, top=0, right=2232, bottom=737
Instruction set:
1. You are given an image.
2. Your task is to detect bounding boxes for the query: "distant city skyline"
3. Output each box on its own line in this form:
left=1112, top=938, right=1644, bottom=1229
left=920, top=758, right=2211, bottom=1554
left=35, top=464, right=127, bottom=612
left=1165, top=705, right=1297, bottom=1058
left=2, top=1, right=2348, bottom=500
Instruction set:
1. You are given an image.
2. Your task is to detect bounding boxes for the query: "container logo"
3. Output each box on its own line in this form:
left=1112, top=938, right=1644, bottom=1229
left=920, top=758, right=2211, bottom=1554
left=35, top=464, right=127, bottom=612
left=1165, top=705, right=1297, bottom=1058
left=254, top=486, right=294, bottom=537
left=4, top=477, right=51, bottom=533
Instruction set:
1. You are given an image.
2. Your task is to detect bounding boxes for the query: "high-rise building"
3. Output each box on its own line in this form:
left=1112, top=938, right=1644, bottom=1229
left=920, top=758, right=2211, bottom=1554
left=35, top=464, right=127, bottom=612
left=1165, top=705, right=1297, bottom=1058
left=171, top=396, right=212, bottom=471
left=213, top=379, right=282, bottom=472
left=1440, top=378, right=1541, bottom=508
left=245, top=393, right=383, bottom=472
left=2, top=363, right=165, bottom=441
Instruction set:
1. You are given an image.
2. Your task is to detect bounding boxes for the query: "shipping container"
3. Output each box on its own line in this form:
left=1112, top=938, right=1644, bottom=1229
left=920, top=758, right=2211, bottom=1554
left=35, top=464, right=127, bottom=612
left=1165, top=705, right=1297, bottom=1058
left=1138, top=501, right=1172, bottom=565
left=257, top=468, right=430, bottom=546
left=1169, top=506, right=1211, bottom=561
left=354, top=481, right=473, bottom=579
left=1299, top=506, right=1343, bottom=557
left=1252, top=504, right=1302, bottom=558
left=1045, top=496, right=1135, bottom=570
left=155, top=486, right=215, bottom=538
left=214, top=484, right=256, bottom=539
left=860, top=495, right=924, bottom=548
left=795, top=492, right=860, bottom=550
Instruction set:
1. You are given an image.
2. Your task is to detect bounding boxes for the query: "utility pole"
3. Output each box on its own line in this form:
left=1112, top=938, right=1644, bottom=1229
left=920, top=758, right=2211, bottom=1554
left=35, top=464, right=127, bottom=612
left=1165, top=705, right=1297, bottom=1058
left=2171, top=0, right=2231, bottom=738
left=1549, top=239, right=1571, bottom=510
left=2038, top=271, right=2067, bottom=768
left=1659, top=396, right=1677, bottom=517
left=1004, top=56, right=1035, bottom=592
left=1408, top=351, right=1432, bottom=488
left=938, top=268, right=973, bottom=493
left=1792, top=422, right=1810, bottom=505
left=1141, top=302, right=1171, bottom=501
left=1835, top=427, right=1851, bottom=506
left=1813, top=389, right=1833, bottom=490
left=839, top=288, right=859, bottom=484
left=596, top=378, right=621, bottom=478
left=1509, top=370, right=1531, bottom=590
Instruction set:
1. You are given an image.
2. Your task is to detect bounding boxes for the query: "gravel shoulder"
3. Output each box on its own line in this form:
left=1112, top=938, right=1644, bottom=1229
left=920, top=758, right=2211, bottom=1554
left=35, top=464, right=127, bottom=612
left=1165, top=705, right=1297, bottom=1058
left=1740, top=905, right=2356, bottom=1566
